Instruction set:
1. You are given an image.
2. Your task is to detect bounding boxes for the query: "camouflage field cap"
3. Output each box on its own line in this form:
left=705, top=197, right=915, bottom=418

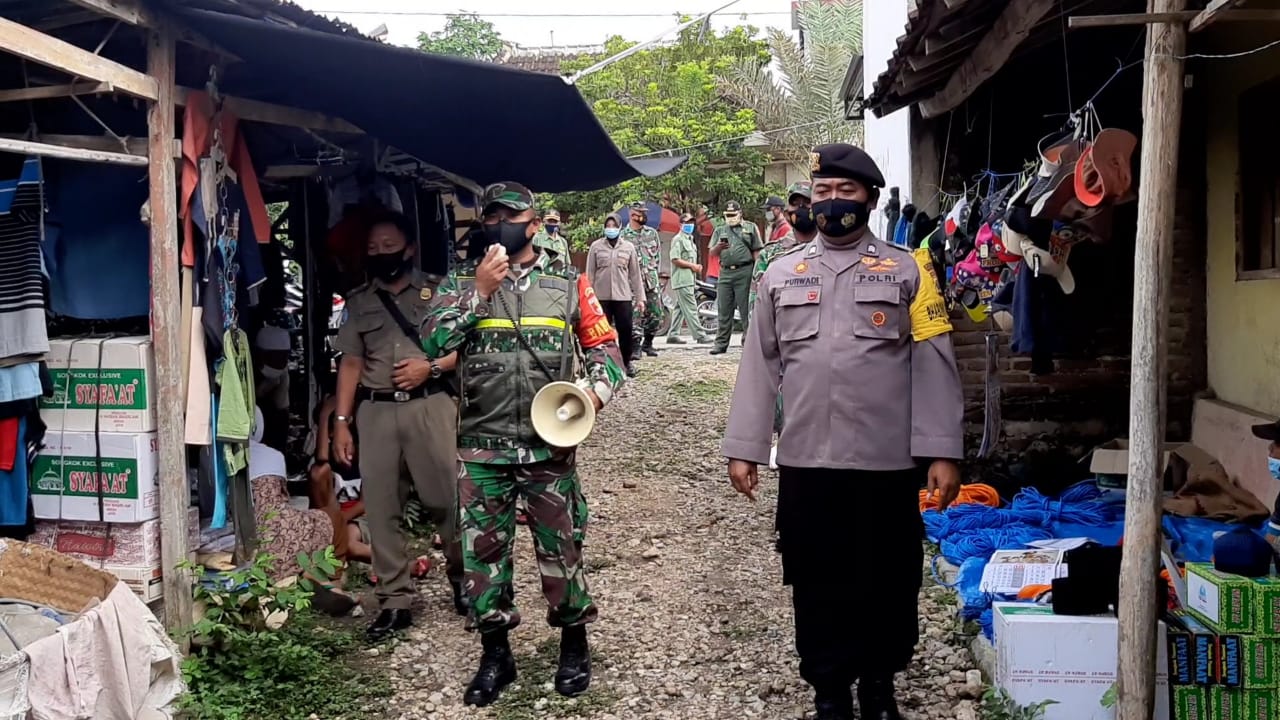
left=543, top=208, right=561, bottom=222
left=628, top=201, right=648, bottom=213
left=481, top=182, right=534, bottom=212
left=787, top=181, right=813, bottom=201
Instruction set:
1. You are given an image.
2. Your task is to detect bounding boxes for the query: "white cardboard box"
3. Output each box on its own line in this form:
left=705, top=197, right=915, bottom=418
left=31, top=431, right=159, bottom=522
left=40, top=336, right=156, bottom=433
left=994, top=603, right=1169, bottom=720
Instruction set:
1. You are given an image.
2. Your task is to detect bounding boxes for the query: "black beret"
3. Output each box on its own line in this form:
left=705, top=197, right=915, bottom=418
left=809, top=143, right=886, bottom=188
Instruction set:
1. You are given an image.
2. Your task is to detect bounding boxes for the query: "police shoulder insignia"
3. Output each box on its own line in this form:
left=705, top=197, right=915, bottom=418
left=420, top=287, right=433, bottom=301
left=810, top=152, right=822, bottom=172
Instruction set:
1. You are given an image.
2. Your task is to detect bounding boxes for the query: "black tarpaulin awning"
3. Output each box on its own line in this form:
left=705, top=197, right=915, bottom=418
left=176, top=8, right=685, bottom=192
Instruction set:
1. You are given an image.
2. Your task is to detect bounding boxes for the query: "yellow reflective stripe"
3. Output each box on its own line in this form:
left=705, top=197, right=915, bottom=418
left=475, top=316, right=567, bottom=330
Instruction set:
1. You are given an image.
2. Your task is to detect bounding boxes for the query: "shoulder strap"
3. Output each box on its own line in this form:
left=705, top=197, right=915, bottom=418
left=373, top=289, right=420, bottom=346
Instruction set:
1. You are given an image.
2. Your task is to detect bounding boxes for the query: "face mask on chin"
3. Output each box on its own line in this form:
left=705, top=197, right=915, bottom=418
left=367, top=248, right=410, bottom=282
left=484, top=220, right=534, bottom=255
left=813, top=197, right=871, bottom=240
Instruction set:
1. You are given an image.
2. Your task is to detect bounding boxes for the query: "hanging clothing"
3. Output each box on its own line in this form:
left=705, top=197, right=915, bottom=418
left=0, top=417, right=27, bottom=525
left=216, top=329, right=254, bottom=476
left=179, top=89, right=270, bottom=268
left=0, top=362, right=42, bottom=403
left=42, top=162, right=151, bottom=320
left=0, top=157, right=49, bottom=360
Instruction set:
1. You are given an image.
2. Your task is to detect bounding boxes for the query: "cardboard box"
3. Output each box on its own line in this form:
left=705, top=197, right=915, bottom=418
left=1171, top=686, right=1209, bottom=720
left=108, top=563, right=163, bottom=604
left=31, top=431, right=159, bottom=522
left=1087, top=440, right=1216, bottom=489
left=1211, top=688, right=1278, bottom=720
left=40, top=337, right=156, bottom=433
left=1186, top=563, right=1280, bottom=637
left=27, top=509, right=199, bottom=569
left=994, top=603, right=1169, bottom=720
left=1168, top=611, right=1234, bottom=686
left=1241, top=637, right=1279, bottom=689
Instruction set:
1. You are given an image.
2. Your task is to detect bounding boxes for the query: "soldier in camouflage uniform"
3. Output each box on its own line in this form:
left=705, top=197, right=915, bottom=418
left=750, top=193, right=799, bottom=309
left=622, top=201, right=664, bottom=358
left=533, top=208, right=570, bottom=258
left=422, top=181, right=626, bottom=708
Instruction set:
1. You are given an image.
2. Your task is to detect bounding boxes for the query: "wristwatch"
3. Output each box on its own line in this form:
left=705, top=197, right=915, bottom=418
left=335, top=415, right=353, bottom=424
left=429, top=360, right=442, bottom=379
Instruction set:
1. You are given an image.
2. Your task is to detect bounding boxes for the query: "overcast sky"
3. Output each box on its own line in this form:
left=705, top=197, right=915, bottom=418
left=291, top=0, right=795, bottom=50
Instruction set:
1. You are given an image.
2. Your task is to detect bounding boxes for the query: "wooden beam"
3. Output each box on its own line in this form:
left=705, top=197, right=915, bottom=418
left=919, top=0, right=1056, bottom=119
left=1069, top=9, right=1280, bottom=27
left=0, top=132, right=148, bottom=156
left=64, top=0, right=148, bottom=26
left=1117, top=2, right=1185, bottom=719
left=173, top=87, right=363, bottom=134
left=0, top=81, right=111, bottom=103
left=147, top=22, right=193, bottom=635
left=1190, top=0, right=1246, bottom=32
left=0, top=17, right=157, bottom=100
left=0, top=135, right=146, bottom=165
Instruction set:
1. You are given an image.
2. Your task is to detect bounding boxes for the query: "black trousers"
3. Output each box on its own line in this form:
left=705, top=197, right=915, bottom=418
left=777, top=466, right=924, bottom=690
left=601, top=300, right=635, bottom=363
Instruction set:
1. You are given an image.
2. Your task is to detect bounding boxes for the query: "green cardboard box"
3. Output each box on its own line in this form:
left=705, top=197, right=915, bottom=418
left=1172, top=686, right=1209, bottom=720
left=1241, top=636, right=1279, bottom=689
left=1212, top=688, right=1279, bottom=720
left=1243, top=687, right=1277, bottom=720
left=1186, top=563, right=1280, bottom=637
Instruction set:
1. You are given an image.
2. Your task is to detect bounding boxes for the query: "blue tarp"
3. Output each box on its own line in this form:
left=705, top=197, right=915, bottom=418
left=176, top=9, right=686, bottom=193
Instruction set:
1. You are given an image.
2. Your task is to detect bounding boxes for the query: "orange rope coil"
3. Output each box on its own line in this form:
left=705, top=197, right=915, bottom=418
left=919, top=483, right=1001, bottom=513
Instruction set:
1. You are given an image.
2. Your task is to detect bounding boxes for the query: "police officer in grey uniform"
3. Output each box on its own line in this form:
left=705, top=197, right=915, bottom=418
left=721, top=144, right=964, bottom=720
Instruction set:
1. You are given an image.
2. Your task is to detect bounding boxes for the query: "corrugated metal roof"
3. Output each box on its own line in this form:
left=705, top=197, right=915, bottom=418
left=496, top=51, right=583, bottom=76
left=865, top=0, right=1145, bottom=118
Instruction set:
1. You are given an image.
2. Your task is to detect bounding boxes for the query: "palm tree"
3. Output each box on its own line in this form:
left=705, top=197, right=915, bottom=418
left=718, top=0, right=864, bottom=170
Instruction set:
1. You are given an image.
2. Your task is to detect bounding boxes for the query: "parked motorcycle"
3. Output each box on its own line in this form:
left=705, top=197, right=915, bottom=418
left=695, top=279, right=740, bottom=335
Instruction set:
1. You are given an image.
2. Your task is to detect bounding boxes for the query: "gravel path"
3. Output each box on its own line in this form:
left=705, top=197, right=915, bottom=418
left=378, top=347, right=982, bottom=720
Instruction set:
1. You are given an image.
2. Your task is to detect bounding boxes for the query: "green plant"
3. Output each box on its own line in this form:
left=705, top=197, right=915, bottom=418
left=1100, top=681, right=1117, bottom=708
left=980, top=687, right=1056, bottom=720
left=668, top=378, right=732, bottom=401
left=418, top=13, right=505, bottom=61
left=179, top=550, right=387, bottom=720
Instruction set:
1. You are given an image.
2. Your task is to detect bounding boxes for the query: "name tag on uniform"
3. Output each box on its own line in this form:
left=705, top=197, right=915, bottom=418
left=783, top=276, right=821, bottom=287
left=856, top=273, right=898, bottom=283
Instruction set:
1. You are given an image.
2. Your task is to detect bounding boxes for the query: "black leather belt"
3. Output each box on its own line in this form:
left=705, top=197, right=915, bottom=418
left=357, top=382, right=448, bottom=403
left=722, top=262, right=748, bottom=271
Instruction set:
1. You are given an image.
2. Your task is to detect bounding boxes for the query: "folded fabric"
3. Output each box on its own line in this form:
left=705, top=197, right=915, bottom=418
left=0, top=362, right=43, bottom=403
left=1163, top=457, right=1271, bottom=523
left=0, top=417, right=28, bottom=524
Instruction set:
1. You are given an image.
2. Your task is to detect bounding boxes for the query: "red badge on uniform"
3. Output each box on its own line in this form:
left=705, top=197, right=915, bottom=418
left=794, top=261, right=808, bottom=274
left=807, top=290, right=818, bottom=302
left=871, top=311, right=887, bottom=327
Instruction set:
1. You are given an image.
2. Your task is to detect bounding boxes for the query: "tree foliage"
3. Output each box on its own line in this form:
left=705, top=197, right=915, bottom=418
left=718, top=0, right=864, bottom=170
left=417, top=13, right=505, bottom=61
left=546, top=24, right=781, bottom=250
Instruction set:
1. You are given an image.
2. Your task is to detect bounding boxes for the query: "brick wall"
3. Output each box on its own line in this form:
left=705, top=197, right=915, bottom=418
left=955, top=181, right=1207, bottom=489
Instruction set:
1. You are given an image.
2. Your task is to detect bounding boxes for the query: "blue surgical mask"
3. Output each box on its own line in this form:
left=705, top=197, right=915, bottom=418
left=1268, top=456, right=1280, bottom=480
left=681, top=224, right=695, bottom=235
left=604, top=228, right=620, bottom=240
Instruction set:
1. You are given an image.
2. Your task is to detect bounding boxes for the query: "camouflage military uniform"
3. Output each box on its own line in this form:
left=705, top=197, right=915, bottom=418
left=749, top=228, right=797, bottom=307
left=422, top=250, right=625, bottom=632
left=533, top=229, right=570, bottom=259
left=623, top=224, right=664, bottom=346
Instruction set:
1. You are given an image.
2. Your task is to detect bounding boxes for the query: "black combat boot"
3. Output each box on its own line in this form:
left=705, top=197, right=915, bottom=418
left=464, top=629, right=517, bottom=707
left=814, top=686, right=854, bottom=720
left=642, top=333, right=659, bottom=356
left=857, top=675, right=903, bottom=720
left=554, top=625, right=592, bottom=697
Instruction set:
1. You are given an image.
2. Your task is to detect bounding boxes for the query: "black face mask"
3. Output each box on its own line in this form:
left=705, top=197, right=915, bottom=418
left=367, top=249, right=410, bottom=282
left=789, top=207, right=817, bottom=234
left=813, top=198, right=870, bottom=239
left=484, top=220, right=534, bottom=255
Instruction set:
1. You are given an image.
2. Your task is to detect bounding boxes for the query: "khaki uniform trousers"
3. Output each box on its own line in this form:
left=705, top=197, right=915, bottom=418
left=357, top=391, right=461, bottom=610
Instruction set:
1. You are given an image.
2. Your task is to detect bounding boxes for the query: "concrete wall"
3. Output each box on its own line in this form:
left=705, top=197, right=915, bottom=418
left=1201, top=36, right=1280, bottom=417
left=862, top=0, right=914, bottom=238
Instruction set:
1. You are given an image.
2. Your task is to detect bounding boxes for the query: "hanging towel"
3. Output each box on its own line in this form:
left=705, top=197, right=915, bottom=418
left=0, top=157, right=50, bottom=360
left=184, top=307, right=213, bottom=446
left=0, top=362, right=43, bottom=403
left=211, top=395, right=227, bottom=529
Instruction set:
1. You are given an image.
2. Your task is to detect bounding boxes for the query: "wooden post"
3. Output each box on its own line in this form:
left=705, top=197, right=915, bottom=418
left=1118, top=1, right=1185, bottom=718
left=147, top=22, right=192, bottom=633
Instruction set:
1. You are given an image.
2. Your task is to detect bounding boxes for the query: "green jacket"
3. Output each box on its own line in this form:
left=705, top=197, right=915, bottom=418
left=709, top=223, right=761, bottom=268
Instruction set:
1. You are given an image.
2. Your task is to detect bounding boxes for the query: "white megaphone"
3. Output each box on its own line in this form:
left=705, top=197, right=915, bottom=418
left=530, top=381, right=597, bottom=448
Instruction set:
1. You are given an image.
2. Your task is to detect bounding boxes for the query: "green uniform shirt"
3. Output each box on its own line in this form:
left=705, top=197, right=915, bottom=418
left=710, top=223, right=761, bottom=269
left=669, top=232, right=698, bottom=289
left=533, top=229, right=570, bottom=258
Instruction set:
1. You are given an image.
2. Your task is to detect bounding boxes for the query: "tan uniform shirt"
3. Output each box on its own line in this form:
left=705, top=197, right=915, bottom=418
left=721, top=233, right=964, bottom=470
left=333, top=271, right=440, bottom=390
left=586, top=237, right=646, bottom=304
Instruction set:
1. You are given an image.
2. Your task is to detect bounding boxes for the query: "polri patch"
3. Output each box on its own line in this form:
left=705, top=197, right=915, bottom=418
left=856, top=273, right=897, bottom=283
